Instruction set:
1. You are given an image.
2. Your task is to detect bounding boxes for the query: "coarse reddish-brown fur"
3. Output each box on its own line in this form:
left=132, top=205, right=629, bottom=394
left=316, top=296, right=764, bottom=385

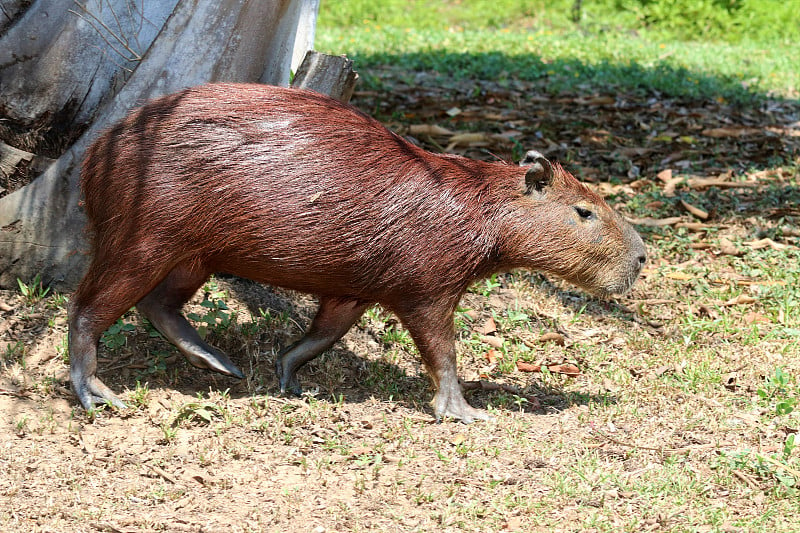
left=69, top=83, right=645, bottom=422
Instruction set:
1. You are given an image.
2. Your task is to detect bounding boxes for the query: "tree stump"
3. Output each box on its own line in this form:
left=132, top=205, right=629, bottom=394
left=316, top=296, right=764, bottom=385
left=292, top=50, right=359, bottom=103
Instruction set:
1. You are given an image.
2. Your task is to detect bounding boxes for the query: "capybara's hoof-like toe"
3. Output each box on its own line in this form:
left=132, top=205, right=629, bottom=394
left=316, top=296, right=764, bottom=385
left=433, top=388, right=493, bottom=424
left=436, top=405, right=493, bottom=424
left=279, top=378, right=303, bottom=397
left=72, top=376, right=127, bottom=411
left=184, top=348, right=244, bottom=379
left=275, top=360, right=303, bottom=397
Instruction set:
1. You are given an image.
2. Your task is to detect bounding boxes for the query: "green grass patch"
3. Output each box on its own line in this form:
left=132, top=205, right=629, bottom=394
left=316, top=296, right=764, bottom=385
left=317, top=1, right=800, bottom=101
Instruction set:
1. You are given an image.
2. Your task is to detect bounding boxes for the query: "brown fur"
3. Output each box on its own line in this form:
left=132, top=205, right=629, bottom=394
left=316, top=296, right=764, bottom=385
left=69, top=83, right=645, bottom=421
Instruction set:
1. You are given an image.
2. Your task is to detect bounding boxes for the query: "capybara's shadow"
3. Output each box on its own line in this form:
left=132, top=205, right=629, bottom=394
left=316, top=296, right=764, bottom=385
left=152, top=274, right=616, bottom=418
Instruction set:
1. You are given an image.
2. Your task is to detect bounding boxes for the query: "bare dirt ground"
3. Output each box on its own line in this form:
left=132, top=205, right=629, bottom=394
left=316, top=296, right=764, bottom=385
left=1, top=71, right=799, bottom=532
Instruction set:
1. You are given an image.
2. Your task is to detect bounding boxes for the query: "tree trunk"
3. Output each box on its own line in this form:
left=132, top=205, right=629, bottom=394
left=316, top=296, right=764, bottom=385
left=0, top=0, right=321, bottom=290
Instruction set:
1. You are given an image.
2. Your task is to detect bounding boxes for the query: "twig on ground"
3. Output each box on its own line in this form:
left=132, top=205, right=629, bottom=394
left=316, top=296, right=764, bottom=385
left=460, top=379, right=542, bottom=410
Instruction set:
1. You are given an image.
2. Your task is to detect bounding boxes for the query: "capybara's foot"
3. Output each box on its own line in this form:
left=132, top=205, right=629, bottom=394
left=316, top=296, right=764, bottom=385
left=71, top=374, right=127, bottom=411
left=136, top=297, right=245, bottom=380
left=182, top=346, right=244, bottom=379
left=275, top=357, right=303, bottom=396
left=433, top=383, right=493, bottom=424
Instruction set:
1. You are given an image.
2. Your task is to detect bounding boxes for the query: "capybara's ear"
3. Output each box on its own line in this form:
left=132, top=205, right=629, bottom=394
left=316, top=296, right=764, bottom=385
left=520, top=150, right=553, bottom=194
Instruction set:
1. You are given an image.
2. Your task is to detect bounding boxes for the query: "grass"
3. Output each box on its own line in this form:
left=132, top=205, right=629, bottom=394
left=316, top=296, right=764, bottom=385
left=316, top=0, right=800, bottom=102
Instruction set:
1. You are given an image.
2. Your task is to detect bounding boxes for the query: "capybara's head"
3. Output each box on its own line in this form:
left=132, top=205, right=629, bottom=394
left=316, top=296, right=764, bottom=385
left=506, top=151, right=646, bottom=297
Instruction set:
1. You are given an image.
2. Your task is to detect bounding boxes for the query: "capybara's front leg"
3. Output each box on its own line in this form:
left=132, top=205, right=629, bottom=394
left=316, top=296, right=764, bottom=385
left=136, top=263, right=244, bottom=379
left=398, top=306, right=492, bottom=424
left=276, top=297, right=370, bottom=395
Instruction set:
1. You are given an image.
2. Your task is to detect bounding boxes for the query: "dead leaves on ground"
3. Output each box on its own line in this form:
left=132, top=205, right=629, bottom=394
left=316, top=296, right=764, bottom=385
left=515, top=361, right=581, bottom=378
left=357, top=69, right=799, bottom=186
left=470, top=315, right=580, bottom=379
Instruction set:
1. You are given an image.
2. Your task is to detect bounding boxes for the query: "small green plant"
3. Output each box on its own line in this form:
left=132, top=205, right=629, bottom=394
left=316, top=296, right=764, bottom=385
left=2, top=340, right=26, bottom=365
left=101, top=318, right=137, bottom=350
left=470, top=273, right=502, bottom=297
left=721, top=434, right=799, bottom=491
left=56, top=336, right=69, bottom=364
left=160, top=423, right=178, bottom=443
left=505, top=308, right=529, bottom=325
left=758, top=367, right=798, bottom=416
left=14, top=415, right=29, bottom=436
left=128, top=381, right=151, bottom=408
left=171, top=399, right=224, bottom=426
left=46, top=292, right=69, bottom=310
left=143, top=350, right=170, bottom=377
left=17, top=274, right=50, bottom=305
left=187, top=284, right=232, bottom=339
left=380, top=324, right=413, bottom=348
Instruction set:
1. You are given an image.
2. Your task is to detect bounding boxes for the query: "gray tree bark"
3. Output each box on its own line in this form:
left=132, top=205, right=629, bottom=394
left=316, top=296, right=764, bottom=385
left=0, top=0, right=321, bottom=290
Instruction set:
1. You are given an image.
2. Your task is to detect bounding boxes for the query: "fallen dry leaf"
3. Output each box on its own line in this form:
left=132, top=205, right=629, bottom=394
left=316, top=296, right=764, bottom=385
left=450, top=433, right=466, bottom=446
left=502, top=516, right=523, bottom=531
left=718, top=237, right=744, bottom=256
left=475, top=317, right=497, bottom=336
left=627, top=216, right=683, bottom=227
left=695, top=303, right=720, bottom=319
left=744, top=312, right=770, bottom=324
left=663, top=176, right=684, bottom=197
left=408, top=124, right=454, bottom=136
left=656, top=168, right=673, bottom=183
left=485, top=349, right=501, bottom=364
left=479, top=335, right=504, bottom=349
left=680, top=199, right=709, bottom=220
left=678, top=222, right=718, bottom=232
left=666, top=272, right=695, bottom=280
left=548, top=364, right=581, bottom=377
left=538, top=332, right=565, bottom=345
left=516, top=361, right=540, bottom=373
left=701, top=126, right=762, bottom=138
left=686, top=177, right=758, bottom=190
left=515, top=361, right=580, bottom=377
left=447, top=132, right=489, bottom=146
left=349, top=446, right=373, bottom=456
left=653, top=365, right=673, bottom=377
left=723, top=294, right=757, bottom=306
left=745, top=238, right=789, bottom=250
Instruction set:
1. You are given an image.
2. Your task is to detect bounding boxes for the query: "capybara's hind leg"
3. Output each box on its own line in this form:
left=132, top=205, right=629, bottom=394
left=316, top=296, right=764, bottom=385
left=277, top=297, right=370, bottom=395
left=69, top=268, right=159, bottom=410
left=136, top=263, right=244, bottom=379
left=69, top=316, right=127, bottom=409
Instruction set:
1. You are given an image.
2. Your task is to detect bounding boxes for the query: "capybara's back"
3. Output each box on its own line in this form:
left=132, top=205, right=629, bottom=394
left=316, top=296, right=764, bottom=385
left=71, top=83, right=646, bottom=422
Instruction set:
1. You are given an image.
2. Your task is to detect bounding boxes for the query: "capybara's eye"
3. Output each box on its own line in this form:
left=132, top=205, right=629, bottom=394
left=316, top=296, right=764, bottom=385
left=574, top=206, right=595, bottom=220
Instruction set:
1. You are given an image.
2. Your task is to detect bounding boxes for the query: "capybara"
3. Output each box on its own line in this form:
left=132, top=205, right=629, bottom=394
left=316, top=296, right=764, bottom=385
left=69, top=83, right=646, bottom=422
